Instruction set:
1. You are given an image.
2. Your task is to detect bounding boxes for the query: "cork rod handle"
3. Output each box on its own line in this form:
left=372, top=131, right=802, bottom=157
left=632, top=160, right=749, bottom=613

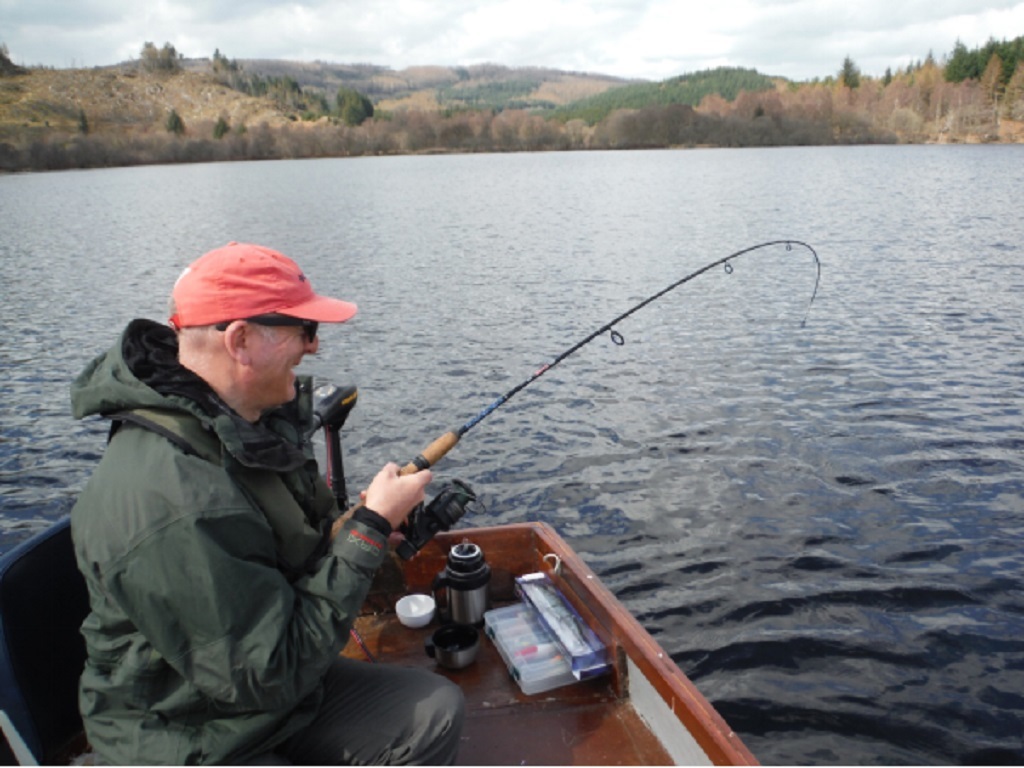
left=333, top=430, right=461, bottom=536
left=399, top=431, right=460, bottom=475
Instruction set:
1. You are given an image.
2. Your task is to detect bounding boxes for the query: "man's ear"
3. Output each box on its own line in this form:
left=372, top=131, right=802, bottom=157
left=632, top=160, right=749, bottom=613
left=221, top=321, right=253, bottom=366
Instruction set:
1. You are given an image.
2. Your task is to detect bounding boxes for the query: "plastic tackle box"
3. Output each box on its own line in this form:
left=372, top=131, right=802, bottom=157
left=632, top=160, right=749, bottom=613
left=484, top=603, right=578, bottom=695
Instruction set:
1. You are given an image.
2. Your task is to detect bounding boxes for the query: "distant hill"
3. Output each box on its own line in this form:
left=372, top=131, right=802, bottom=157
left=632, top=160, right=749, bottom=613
left=2, top=43, right=1021, bottom=173
left=550, top=67, right=779, bottom=124
left=0, top=53, right=637, bottom=142
left=183, top=58, right=635, bottom=113
left=1, top=53, right=777, bottom=144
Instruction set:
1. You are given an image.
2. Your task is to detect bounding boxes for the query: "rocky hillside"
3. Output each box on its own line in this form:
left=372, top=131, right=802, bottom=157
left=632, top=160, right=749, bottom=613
left=0, top=64, right=290, bottom=142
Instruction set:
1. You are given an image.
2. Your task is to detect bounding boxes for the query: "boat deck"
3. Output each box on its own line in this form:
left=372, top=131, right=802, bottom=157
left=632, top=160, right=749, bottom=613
left=342, top=609, right=672, bottom=766
left=343, top=523, right=755, bottom=767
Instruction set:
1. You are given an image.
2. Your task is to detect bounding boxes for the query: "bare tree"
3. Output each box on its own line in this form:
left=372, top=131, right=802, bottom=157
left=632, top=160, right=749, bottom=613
left=980, top=53, right=1004, bottom=127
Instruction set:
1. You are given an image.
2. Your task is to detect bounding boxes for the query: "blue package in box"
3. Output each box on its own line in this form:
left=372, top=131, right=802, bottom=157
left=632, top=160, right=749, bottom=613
left=514, top=572, right=610, bottom=680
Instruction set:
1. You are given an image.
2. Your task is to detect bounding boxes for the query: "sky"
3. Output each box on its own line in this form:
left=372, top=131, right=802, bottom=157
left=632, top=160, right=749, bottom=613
left=3, top=0, right=1023, bottom=82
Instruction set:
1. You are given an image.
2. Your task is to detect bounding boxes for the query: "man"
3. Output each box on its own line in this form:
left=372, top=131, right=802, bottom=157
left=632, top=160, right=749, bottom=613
left=70, top=242, right=464, bottom=765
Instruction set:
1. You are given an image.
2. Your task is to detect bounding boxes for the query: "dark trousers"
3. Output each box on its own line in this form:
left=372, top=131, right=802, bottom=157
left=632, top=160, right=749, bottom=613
left=275, top=657, right=465, bottom=765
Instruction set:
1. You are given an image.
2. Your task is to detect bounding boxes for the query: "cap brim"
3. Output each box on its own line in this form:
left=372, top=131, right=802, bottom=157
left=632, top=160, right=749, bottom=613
left=279, top=294, right=358, bottom=324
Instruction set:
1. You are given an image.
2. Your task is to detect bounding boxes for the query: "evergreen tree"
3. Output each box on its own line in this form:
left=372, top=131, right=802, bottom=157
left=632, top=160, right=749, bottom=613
left=945, top=40, right=976, bottom=81
left=336, top=87, right=374, bottom=126
left=77, top=108, right=89, bottom=135
left=840, top=56, right=861, bottom=89
left=213, top=116, right=230, bottom=139
left=945, top=35, right=1024, bottom=86
left=165, top=108, right=185, bottom=135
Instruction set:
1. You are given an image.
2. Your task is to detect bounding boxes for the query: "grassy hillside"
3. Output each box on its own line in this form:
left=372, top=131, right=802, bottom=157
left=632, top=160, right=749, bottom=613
left=0, top=64, right=290, bottom=145
left=550, top=67, right=778, bottom=124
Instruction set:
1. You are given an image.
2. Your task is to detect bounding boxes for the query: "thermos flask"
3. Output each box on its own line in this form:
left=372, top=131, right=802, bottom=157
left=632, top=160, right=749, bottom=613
left=432, top=540, right=490, bottom=626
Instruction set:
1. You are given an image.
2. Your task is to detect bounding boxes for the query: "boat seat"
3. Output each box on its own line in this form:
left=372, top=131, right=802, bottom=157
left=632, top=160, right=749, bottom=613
left=0, top=517, right=90, bottom=764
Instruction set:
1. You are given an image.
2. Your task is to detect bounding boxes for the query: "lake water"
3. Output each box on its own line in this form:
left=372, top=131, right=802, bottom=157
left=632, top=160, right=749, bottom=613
left=2, top=146, right=1023, bottom=765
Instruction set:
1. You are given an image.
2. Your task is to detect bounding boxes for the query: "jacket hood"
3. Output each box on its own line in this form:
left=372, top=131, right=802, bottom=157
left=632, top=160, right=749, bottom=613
left=71, top=319, right=214, bottom=421
left=71, top=319, right=309, bottom=471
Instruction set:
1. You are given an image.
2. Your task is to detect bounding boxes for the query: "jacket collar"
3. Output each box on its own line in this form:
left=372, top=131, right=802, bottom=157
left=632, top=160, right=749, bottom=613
left=125, top=319, right=309, bottom=472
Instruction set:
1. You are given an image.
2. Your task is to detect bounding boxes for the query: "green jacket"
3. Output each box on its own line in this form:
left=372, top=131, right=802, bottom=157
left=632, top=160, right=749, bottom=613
left=70, top=319, right=388, bottom=765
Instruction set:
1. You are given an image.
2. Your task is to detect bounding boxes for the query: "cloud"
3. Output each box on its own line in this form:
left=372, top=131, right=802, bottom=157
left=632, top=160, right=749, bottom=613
left=2, top=0, right=1023, bottom=79
left=727, top=0, right=1024, bottom=76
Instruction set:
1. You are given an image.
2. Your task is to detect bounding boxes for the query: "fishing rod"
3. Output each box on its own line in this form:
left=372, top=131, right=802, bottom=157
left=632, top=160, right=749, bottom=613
left=399, top=239, right=820, bottom=476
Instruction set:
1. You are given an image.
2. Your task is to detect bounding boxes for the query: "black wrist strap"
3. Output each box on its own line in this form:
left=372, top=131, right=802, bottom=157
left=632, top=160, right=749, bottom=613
left=352, top=506, right=393, bottom=537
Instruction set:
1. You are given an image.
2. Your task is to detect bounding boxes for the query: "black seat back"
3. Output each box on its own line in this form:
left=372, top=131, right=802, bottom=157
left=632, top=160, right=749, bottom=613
left=0, top=518, right=89, bottom=764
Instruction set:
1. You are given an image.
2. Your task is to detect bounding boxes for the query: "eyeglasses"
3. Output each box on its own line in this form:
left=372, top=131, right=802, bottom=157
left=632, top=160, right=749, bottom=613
left=215, top=314, right=319, bottom=343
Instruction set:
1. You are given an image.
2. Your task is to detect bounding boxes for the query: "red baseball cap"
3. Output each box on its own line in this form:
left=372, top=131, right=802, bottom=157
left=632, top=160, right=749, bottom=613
left=169, top=242, right=357, bottom=329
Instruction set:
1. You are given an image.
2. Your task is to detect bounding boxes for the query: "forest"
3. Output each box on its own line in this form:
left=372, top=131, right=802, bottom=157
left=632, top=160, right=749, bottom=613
left=1, top=35, right=1022, bottom=173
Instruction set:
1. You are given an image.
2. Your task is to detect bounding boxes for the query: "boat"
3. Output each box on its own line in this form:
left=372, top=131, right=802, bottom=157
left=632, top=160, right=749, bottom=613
left=0, top=515, right=757, bottom=765
left=0, top=517, right=89, bottom=766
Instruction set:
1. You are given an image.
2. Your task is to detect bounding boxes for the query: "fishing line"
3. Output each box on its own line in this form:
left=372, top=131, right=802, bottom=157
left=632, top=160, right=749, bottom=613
left=402, top=239, right=820, bottom=474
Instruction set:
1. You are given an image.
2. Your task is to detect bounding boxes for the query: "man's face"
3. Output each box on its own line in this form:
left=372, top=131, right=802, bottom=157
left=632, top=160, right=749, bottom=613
left=247, top=324, right=319, bottom=414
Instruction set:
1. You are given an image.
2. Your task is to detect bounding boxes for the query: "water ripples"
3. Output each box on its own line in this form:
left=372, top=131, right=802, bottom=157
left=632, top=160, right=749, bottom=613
left=2, top=147, right=1023, bottom=764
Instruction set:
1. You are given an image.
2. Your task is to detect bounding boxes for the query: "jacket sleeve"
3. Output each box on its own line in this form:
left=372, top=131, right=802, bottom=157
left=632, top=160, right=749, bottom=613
left=100, top=448, right=388, bottom=713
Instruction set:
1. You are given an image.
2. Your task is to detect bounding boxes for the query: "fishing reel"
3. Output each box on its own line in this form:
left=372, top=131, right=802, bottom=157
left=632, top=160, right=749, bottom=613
left=311, top=383, right=479, bottom=558
left=396, top=479, right=479, bottom=561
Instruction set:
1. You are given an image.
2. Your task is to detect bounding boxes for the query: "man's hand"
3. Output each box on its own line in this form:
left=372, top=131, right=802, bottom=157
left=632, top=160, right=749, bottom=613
left=330, top=463, right=431, bottom=539
left=365, top=462, right=432, bottom=529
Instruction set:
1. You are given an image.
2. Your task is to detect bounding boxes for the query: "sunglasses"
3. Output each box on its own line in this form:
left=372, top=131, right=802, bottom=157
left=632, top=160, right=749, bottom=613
left=215, top=314, right=319, bottom=343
